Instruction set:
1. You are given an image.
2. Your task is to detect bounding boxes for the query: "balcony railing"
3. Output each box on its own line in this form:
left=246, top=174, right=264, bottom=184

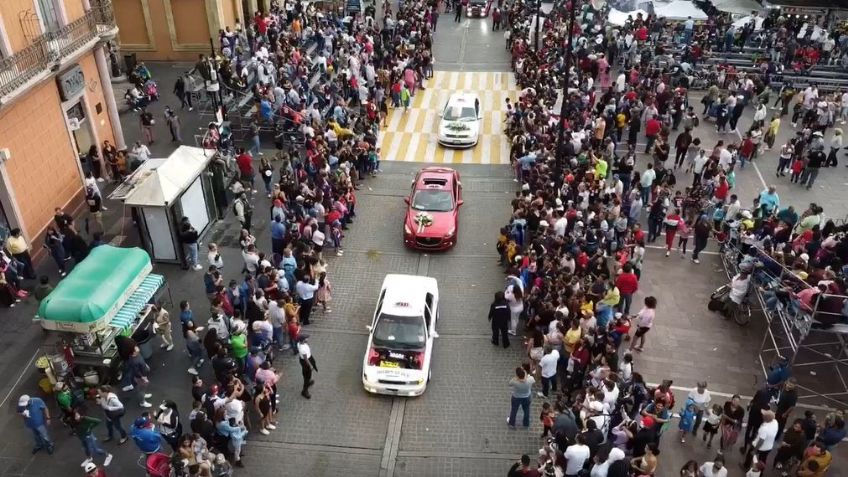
left=0, top=1, right=117, bottom=99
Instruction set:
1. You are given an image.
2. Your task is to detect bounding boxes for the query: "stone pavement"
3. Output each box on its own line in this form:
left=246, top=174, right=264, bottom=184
left=0, top=16, right=845, bottom=477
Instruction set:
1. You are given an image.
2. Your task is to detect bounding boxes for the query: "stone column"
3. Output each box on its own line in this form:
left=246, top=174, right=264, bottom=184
left=94, top=45, right=126, bottom=149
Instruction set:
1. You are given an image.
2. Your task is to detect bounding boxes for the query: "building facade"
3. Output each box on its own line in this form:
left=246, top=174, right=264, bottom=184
left=0, top=0, right=122, bottom=258
left=114, top=0, right=272, bottom=61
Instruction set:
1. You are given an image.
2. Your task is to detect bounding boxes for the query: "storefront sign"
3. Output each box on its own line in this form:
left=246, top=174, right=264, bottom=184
left=57, top=64, right=85, bottom=101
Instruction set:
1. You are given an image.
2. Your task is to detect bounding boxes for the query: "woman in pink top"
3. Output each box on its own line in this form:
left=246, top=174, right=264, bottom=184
left=254, top=360, right=280, bottom=418
left=629, top=296, right=657, bottom=352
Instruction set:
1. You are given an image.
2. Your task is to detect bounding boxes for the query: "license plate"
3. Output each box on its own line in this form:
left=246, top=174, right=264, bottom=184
left=380, top=361, right=399, bottom=368
left=452, top=140, right=462, bottom=144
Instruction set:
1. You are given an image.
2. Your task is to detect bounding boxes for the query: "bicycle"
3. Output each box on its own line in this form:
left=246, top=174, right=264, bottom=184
left=708, top=284, right=752, bottom=326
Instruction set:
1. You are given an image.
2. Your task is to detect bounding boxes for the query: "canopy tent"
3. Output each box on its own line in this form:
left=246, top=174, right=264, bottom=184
left=712, top=0, right=764, bottom=15
left=732, top=15, right=765, bottom=30
left=37, top=246, right=153, bottom=332
left=608, top=8, right=649, bottom=26
left=655, top=0, right=708, bottom=20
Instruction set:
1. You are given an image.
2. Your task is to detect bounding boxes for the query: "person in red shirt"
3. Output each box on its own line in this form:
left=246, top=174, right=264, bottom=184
left=636, top=25, right=648, bottom=42
left=663, top=209, right=682, bottom=256
left=739, top=133, right=755, bottom=169
left=615, top=263, right=640, bottom=314
left=713, top=176, right=729, bottom=204
left=235, top=148, right=255, bottom=192
left=645, top=115, right=662, bottom=154
left=507, top=454, right=541, bottom=477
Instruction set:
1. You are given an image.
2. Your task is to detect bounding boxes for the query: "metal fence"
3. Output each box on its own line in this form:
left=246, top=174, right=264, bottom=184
left=0, top=2, right=116, bottom=98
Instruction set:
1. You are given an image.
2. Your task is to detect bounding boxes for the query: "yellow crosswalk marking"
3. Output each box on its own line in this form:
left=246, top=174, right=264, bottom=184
left=380, top=71, right=519, bottom=164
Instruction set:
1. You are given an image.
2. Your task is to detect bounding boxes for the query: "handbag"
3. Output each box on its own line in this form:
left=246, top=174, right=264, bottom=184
left=529, top=347, right=544, bottom=361
left=720, top=424, right=739, bottom=445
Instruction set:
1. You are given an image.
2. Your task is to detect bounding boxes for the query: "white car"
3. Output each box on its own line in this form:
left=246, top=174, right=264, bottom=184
left=437, top=93, right=481, bottom=148
left=362, top=274, right=439, bottom=396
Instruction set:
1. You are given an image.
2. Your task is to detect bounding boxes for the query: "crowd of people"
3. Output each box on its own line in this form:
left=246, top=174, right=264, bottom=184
left=17, top=0, right=442, bottom=474
left=501, top=1, right=847, bottom=476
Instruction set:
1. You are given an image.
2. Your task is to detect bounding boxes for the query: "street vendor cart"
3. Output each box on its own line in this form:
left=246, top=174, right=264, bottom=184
left=33, top=245, right=168, bottom=387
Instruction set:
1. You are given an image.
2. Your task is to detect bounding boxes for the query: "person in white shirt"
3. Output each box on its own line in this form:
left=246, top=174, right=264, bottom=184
left=728, top=267, right=752, bottom=306
left=718, top=146, right=733, bottom=171
left=687, top=381, right=712, bottom=435
left=241, top=245, right=260, bottom=276
left=840, top=91, right=848, bottom=124
left=131, top=141, right=151, bottom=163
left=699, top=458, right=728, bottom=477
left=295, top=278, right=320, bottom=325
left=639, top=163, right=656, bottom=205
left=724, top=194, right=742, bottom=223
left=602, top=380, right=620, bottom=408
left=563, top=434, right=591, bottom=477
left=745, top=410, right=778, bottom=468
left=537, top=347, right=560, bottom=398
left=296, top=335, right=318, bottom=399
left=589, top=447, right=626, bottom=477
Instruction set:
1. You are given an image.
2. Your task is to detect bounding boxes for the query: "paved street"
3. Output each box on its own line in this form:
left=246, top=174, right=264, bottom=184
left=0, top=12, right=846, bottom=477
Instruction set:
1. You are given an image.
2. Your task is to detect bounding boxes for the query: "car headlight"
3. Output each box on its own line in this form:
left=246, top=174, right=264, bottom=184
left=446, top=226, right=456, bottom=236
left=404, top=224, right=412, bottom=235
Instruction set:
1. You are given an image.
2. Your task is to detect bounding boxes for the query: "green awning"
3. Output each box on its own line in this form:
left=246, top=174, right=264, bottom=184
left=37, top=246, right=152, bottom=326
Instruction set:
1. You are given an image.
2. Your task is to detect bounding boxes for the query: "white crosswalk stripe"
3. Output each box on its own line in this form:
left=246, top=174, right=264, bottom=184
left=377, top=71, right=519, bottom=164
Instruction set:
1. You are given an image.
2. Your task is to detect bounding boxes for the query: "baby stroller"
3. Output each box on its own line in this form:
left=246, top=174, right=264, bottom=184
left=144, top=79, right=160, bottom=102
left=138, top=452, right=188, bottom=477
left=139, top=453, right=172, bottom=477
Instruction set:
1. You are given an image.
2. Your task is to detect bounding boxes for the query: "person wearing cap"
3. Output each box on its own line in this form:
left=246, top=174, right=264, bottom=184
left=229, top=320, right=249, bottom=371
left=488, top=291, right=511, bottom=348
left=83, top=461, right=106, bottom=477
left=297, top=334, right=318, bottom=399
left=18, top=394, right=53, bottom=454
left=802, top=144, right=826, bottom=190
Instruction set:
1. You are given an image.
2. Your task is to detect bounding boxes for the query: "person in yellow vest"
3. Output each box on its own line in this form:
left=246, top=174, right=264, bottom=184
left=5, top=228, right=36, bottom=279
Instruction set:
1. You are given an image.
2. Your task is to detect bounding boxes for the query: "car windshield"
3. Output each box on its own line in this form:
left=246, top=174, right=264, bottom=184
left=411, top=190, right=454, bottom=212
left=470, top=0, right=487, bottom=5
left=443, top=105, right=477, bottom=122
left=372, top=313, right=426, bottom=349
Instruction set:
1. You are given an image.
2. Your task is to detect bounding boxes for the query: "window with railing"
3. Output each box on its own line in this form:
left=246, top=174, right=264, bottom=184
left=0, top=1, right=116, bottom=99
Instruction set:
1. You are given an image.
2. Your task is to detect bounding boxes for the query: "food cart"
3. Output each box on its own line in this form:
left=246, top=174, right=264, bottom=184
left=34, top=245, right=168, bottom=388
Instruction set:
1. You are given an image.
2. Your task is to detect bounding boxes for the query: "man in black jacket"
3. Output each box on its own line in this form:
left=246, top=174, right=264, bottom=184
left=488, top=291, right=511, bottom=348
left=179, top=217, right=201, bottom=271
